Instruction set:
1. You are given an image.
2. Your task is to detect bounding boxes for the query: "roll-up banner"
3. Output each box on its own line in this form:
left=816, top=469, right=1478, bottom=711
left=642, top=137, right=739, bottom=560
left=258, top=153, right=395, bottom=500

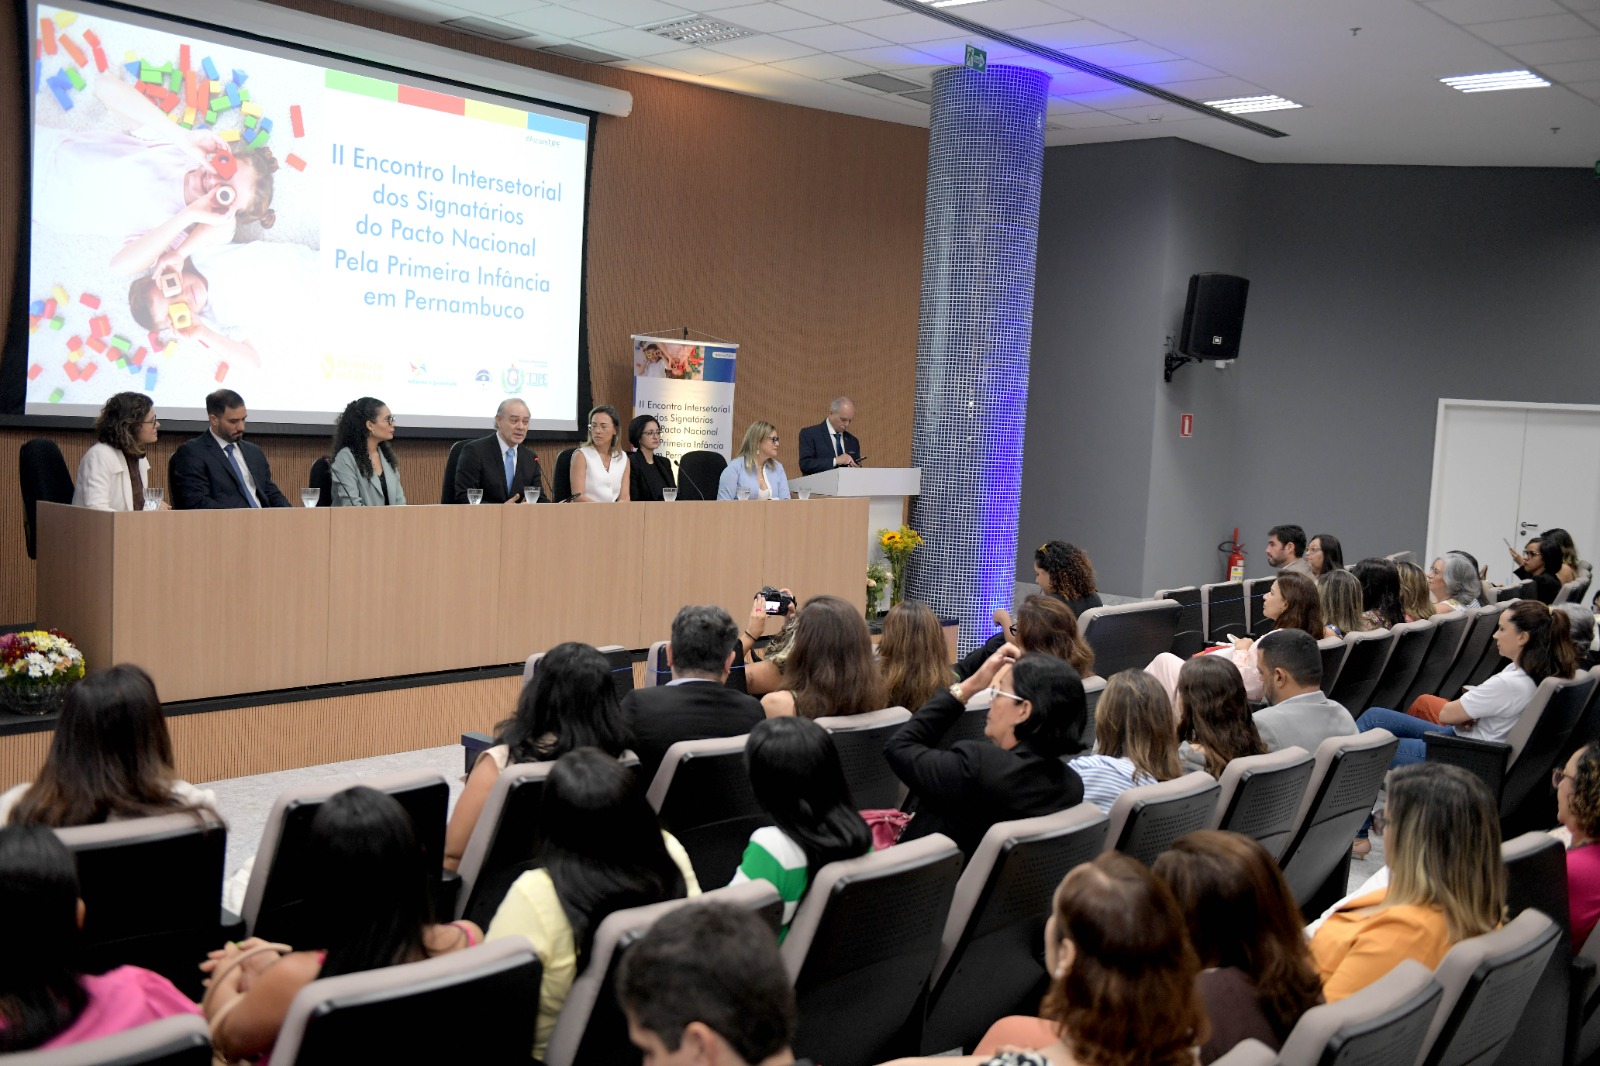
left=630, top=335, right=738, bottom=464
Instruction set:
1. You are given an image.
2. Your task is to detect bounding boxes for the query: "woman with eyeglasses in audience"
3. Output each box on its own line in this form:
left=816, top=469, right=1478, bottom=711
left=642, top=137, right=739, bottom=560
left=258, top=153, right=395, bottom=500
left=957, top=541, right=1102, bottom=680
left=1512, top=537, right=1564, bottom=604
left=1396, top=560, right=1436, bottom=622
left=626, top=415, right=676, bottom=502
left=1, top=664, right=215, bottom=827
left=74, top=391, right=169, bottom=511
left=486, top=749, right=695, bottom=1060
left=718, top=420, right=790, bottom=500
left=1071, top=669, right=1184, bottom=814
left=1352, top=557, right=1406, bottom=629
left=760, top=595, right=883, bottom=719
left=571, top=404, right=629, bottom=502
left=1306, top=533, right=1343, bottom=578
left=444, top=642, right=632, bottom=871
left=1175, top=657, right=1267, bottom=778
left=329, top=396, right=404, bottom=506
left=202, top=787, right=482, bottom=1061
left=1556, top=742, right=1600, bottom=949
left=1429, top=552, right=1483, bottom=614
left=886, top=644, right=1086, bottom=859
left=878, top=600, right=955, bottom=712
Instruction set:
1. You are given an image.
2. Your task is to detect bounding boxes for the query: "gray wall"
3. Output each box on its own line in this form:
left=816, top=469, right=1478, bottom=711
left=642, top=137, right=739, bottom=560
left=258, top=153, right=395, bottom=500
left=1021, top=140, right=1600, bottom=597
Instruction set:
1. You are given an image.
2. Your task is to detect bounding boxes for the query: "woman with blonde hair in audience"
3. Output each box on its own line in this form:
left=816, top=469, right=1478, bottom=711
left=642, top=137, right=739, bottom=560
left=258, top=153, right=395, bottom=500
left=1071, top=669, right=1184, bottom=813
left=1429, top=553, right=1483, bottom=614
left=1154, top=831, right=1325, bottom=1062
left=1396, top=560, right=1436, bottom=622
left=762, top=595, right=883, bottom=719
left=1556, top=742, right=1600, bottom=948
left=1175, top=657, right=1266, bottom=778
left=1, top=664, right=215, bottom=827
left=1319, top=569, right=1370, bottom=638
left=1307, top=533, right=1343, bottom=578
left=203, top=787, right=483, bottom=1061
left=893, top=852, right=1208, bottom=1066
left=878, top=600, right=954, bottom=711
left=1310, top=762, right=1502, bottom=1001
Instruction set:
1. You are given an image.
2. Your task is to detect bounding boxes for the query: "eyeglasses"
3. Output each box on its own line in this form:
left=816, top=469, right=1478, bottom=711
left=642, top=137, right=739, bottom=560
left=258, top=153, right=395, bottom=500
left=642, top=428, right=661, bottom=437
left=372, top=415, right=395, bottom=425
left=1555, top=768, right=1576, bottom=789
left=1007, top=623, right=1018, bottom=635
left=985, top=686, right=1023, bottom=704
left=587, top=422, right=612, bottom=431
left=138, top=417, right=160, bottom=426
left=766, top=436, right=780, bottom=444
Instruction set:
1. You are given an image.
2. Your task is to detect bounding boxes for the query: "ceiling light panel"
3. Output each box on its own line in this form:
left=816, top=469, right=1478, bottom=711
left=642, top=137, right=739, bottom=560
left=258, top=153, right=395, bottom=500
left=1204, top=94, right=1302, bottom=113
left=646, top=15, right=758, bottom=45
left=1439, top=69, right=1552, bottom=91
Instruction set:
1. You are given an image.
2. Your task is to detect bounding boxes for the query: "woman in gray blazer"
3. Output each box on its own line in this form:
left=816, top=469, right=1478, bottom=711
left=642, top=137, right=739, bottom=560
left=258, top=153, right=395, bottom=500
left=330, top=396, right=406, bottom=506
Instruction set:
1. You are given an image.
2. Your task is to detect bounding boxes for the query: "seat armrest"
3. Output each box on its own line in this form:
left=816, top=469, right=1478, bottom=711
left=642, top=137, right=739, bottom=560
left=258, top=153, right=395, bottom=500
left=434, top=870, right=461, bottom=918
left=461, top=731, right=495, bottom=775
left=1424, top=732, right=1510, bottom=802
left=219, top=909, right=246, bottom=944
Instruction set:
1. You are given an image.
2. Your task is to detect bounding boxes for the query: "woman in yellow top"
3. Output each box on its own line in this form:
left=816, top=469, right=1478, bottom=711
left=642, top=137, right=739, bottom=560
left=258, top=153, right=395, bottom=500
left=484, top=748, right=699, bottom=1060
left=1310, top=762, right=1502, bottom=1001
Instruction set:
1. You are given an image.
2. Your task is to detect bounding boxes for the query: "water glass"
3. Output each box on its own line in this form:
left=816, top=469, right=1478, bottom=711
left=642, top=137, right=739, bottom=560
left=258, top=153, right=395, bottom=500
left=797, top=489, right=811, bottom=501
left=143, top=487, right=165, bottom=511
left=663, top=488, right=678, bottom=502
left=300, top=487, right=320, bottom=507
left=467, top=489, right=484, bottom=505
left=737, top=487, right=751, bottom=500
left=525, top=486, right=540, bottom=504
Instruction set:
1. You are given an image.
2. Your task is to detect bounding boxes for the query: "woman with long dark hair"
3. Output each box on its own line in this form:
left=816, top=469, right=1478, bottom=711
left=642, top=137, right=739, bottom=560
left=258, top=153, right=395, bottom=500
left=445, top=642, right=632, bottom=869
left=1176, top=657, right=1267, bottom=778
left=329, top=396, right=404, bottom=506
left=0, top=826, right=200, bottom=1052
left=486, top=749, right=694, bottom=1059
left=1352, top=557, right=1405, bottom=628
left=1513, top=537, right=1565, bottom=604
left=1306, top=533, right=1343, bottom=578
left=878, top=600, right=954, bottom=712
left=731, top=717, right=872, bottom=937
left=761, top=595, right=884, bottom=719
left=202, top=788, right=481, bottom=1060
left=2, top=664, right=215, bottom=827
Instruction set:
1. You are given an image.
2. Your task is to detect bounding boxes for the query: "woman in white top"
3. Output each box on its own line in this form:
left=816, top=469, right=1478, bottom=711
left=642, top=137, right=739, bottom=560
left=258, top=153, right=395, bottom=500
left=717, top=420, right=790, bottom=500
left=571, top=404, right=629, bottom=503
left=73, top=392, right=168, bottom=511
left=1070, top=669, right=1184, bottom=813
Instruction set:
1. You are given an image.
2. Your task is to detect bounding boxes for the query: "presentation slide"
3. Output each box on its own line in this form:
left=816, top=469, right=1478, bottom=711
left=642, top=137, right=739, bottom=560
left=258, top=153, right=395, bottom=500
left=23, top=2, right=592, bottom=431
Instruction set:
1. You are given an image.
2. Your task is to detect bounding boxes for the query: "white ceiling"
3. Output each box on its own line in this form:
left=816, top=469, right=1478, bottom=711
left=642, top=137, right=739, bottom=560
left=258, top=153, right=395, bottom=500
left=345, top=0, right=1600, bottom=165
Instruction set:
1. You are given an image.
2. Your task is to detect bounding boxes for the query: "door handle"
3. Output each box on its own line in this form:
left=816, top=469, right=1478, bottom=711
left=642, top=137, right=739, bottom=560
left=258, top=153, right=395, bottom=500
left=1519, top=521, right=1540, bottom=534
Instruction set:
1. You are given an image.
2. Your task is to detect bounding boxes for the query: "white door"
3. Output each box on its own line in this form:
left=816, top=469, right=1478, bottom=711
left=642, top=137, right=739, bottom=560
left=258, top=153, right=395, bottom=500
left=1427, top=401, right=1600, bottom=586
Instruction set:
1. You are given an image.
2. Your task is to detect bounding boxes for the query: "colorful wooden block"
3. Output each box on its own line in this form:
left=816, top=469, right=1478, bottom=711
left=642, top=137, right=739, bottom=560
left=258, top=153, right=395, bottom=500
left=50, top=285, right=68, bottom=306
left=40, top=18, right=56, bottom=55
left=109, top=335, right=131, bottom=352
left=87, top=336, right=106, bottom=354
left=63, top=66, right=84, bottom=91
left=290, top=104, right=304, bottom=137
left=49, top=316, right=64, bottom=330
left=179, top=43, right=189, bottom=71
left=167, top=302, right=192, bottom=330
left=53, top=11, right=76, bottom=27
left=91, top=47, right=106, bottom=73
left=82, top=28, right=99, bottom=47
left=48, top=388, right=64, bottom=403
left=144, top=366, right=158, bottom=389
left=27, top=364, right=42, bottom=381
left=202, top=56, right=218, bottom=80
left=214, top=362, right=229, bottom=382
left=285, top=153, right=306, bottom=172
left=66, top=334, right=82, bottom=350
left=59, top=34, right=87, bottom=67
left=241, top=101, right=262, bottom=117
left=80, top=362, right=98, bottom=381
left=219, top=128, right=240, bottom=142
left=79, top=292, right=100, bottom=309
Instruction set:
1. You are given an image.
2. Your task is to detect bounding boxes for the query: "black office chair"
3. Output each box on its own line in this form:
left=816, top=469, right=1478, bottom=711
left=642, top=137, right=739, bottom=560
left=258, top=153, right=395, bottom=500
left=440, top=439, right=471, bottom=504
left=20, top=438, right=75, bottom=559
left=551, top=447, right=577, bottom=501
left=308, top=455, right=332, bottom=507
left=676, top=450, right=728, bottom=501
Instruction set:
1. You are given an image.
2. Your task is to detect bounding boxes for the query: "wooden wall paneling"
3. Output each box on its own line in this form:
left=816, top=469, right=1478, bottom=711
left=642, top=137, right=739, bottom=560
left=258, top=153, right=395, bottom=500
left=34, top=502, right=114, bottom=670
left=638, top=501, right=770, bottom=645
left=765, top=498, right=869, bottom=614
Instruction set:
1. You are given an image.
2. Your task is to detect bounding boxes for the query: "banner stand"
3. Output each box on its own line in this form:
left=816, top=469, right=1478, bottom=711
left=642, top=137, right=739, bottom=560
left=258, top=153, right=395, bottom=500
left=630, top=331, right=738, bottom=466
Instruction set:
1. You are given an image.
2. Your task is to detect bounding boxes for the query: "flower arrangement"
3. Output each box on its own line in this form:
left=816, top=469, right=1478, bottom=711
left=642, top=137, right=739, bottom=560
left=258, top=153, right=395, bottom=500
left=876, top=525, right=925, bottom=607
left=0, top=629, right=85, bottom=716
left=866, top=561, right=891, bottom=620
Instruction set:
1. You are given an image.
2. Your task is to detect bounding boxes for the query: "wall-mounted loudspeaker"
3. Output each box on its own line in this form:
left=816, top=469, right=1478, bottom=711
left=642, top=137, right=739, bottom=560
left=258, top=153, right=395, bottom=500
left=1179, top=273, right=1250, bottom=361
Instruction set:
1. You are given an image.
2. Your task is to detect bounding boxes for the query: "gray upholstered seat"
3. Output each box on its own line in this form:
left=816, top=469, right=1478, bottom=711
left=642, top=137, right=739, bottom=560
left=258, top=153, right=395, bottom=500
left=1436, top=604, right=1508, bottom=701
left=1101, top=772, right=1220, bottom=867
left=1277, top=960, right=1440, bottom=1066
left=1319, top=636, right=1351, bottom=695
left=1326, top=629, right=1396, bottom=718
left=1418, top=908, right=1560, bottom=1066
left=0, top=1015, right=212, bottom=1066
left=1212, top=1039, right=1279, bottom=1066
left=1077, top=599, right=1182, bottom=676
left=1398, top=610, right=1470, bottom=710
left=1365, top=619, right=1438, bottom=713
left=646, top=734, right=763, bottom=888
left=1210, top=746, right=1315, bottom=861
left=1276, top=730, right=1398, bottom=910
left=814, top=706, right=912, bottom=808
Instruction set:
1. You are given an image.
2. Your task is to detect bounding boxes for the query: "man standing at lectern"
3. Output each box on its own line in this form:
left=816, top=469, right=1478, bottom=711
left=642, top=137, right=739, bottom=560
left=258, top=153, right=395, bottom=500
left=797, top=397, right=862, bottom=476
left=169, top=389, right=291, bottom=508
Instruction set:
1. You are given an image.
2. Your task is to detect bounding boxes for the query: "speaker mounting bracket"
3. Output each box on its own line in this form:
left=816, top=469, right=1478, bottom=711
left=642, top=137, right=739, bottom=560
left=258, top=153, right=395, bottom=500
left=1163, top=340, right=1199, bottom=383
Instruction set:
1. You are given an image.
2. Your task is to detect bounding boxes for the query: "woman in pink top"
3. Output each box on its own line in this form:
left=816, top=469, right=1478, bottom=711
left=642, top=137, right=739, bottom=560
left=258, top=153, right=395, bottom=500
left=1556, top=742, right=1600, bottom=948
left=0, top=825, right=199, bottom=1052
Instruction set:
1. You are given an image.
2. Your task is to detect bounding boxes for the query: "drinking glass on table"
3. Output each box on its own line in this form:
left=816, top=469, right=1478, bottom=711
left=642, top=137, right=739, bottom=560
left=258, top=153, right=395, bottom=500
left=737, top=487, right=751, bottom=501
left=467, top=489, right=484, bottom=505
left=525, top=486, right=540, bottom=504
left=663, top=488, right=678, bottom=502
left=143, top=487, right=164, bottom=511
left=300, top=487, right=320, bottom=507
left=797, top=489, right=811, bottom=501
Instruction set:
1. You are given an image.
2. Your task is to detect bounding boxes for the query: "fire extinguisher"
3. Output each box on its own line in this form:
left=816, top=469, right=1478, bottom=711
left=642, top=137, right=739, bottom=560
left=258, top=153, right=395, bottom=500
left=1220, top=528, right=1246, bottom=583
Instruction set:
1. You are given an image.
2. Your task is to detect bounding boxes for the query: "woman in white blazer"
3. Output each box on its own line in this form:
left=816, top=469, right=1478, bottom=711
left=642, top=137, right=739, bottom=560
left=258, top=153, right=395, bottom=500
left=73, top=392, right=167, bottom=511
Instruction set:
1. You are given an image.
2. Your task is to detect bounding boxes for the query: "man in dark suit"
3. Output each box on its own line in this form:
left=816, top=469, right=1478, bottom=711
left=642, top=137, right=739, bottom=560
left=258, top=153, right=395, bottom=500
left=796, top=397, right=861, bottom=476
left=453, top=398, right=544, bottom=504
left=620, top=605, right=764, bottom=784
left=169, top=389, right=291, bottom=508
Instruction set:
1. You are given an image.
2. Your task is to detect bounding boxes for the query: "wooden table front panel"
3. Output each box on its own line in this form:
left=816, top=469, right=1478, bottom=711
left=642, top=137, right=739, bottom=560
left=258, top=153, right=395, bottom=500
left=36, top=503, right=115, bottom=676
left=497, top=503, right=647, bottom=659
left=766, top=498, right=869, bottom=615
left=637, top=501, right=771, bottom=647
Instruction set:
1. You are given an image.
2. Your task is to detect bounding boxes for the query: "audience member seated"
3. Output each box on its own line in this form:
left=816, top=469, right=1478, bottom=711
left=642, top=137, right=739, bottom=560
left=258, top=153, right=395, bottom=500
left=202, top=788, right=482, bottom=1061
left=1309, top=763, right=1502, bottom=1002
left=729, top=717, right=872, bottom=938
left=0, top=825, right=201, bottom=1053
left=1267, top=524, right=1314, bottom=579
left=1512, top=537, right=1564, bottom=604
left=1, top=664, right=216, bottom=826
left=718, top=421, right=790, bottom=500
left=735, top=588, right=799, bottom=697
left=571, top=404, right=631, bottom=503
left=329, top=396, right=405, bottom=506
left=1307, top=533, right=1343, bottom=578
left=485, top=749, right=696, bottom=1060
left=909, top=852, right=1207, bottom=1066
left=627, top=415, right=676, bottom=502
left=885, top=645, right=1086, bottom=859
left=1318, top=570, right=1371, bottom=638
left=1352, top=557, right=1405, bottom=628
left=1542, top=527, right=1582, bottom=585
left=878, top=600, right=955, bottom=712
left=621, top=606, right=764, bottom=784
left=1070, top=669, right=1184, bottom=814
left=1556, top=742, right=1600, bottom=949
left=1154, top=831, right=1326, bottom=1063
left=1568, top=604, right=1597, bottom=670
left=617, top=903, right=815, bottom=1066
left=1175, top=657, right=1267, bottom=777
left=444, top=642, right=632, bottom=870
left=73, top=391, right=167, bottom=512
left=1429, top=552, right=1483, bottom=614
left=1396, top=560, right=1436, bottom=622
left=959, top=594, right=1097, bottom=683
left=760, top=595, right=883, bottom=719
left=1355, top=600, right=1577, bottom=766
left=1251, top=630, right=1356, bottom=754
left=955, top=541, right=1102, bottom=680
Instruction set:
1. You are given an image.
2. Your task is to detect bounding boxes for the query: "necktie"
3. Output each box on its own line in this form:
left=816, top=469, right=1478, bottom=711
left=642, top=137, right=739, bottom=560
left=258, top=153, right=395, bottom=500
left=833, top=432, right=843, bottom=457
left=504, top=447, right=516, bottom=495
left=225, top=444, right=259, bottom=507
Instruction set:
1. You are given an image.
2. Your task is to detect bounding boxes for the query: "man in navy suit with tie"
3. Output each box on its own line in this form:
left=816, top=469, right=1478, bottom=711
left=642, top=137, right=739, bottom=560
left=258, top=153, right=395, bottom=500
left=452, top=398, right=544, bottom=504
left=797, top=396, right=862, bottom=476
left=168, top=389, right=291, bottom=508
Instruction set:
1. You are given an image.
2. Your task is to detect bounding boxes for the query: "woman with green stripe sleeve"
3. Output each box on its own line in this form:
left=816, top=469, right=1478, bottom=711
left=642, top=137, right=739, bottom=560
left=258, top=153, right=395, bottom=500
left=730, top=717, right=873, bottom=938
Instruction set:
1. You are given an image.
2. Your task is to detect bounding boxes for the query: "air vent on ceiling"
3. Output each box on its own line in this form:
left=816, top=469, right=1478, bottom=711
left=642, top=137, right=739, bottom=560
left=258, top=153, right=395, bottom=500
left=1044, top=122, right=1063, bottom=130
left=845, top=73, right=924, bottom=93
left=541, top=43, right=627, bottom=64
left=900, top=89, right=935, bottom=105
left=646, top=15, right=756, bottom=45
left=441, top=16, right=533, bottom=41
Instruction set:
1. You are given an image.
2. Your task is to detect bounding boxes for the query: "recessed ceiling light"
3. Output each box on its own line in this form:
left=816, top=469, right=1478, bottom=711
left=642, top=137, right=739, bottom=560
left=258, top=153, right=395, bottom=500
left=1440, top=70, right=1550, bottom=93
left=1204, top=94, right=1302, bottom=114
left=646, top=16, right=756, bottom=46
